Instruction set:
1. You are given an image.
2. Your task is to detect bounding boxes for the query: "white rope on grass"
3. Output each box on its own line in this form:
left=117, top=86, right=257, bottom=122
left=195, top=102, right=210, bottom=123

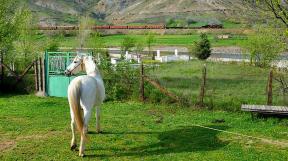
left=191, top=124, right=288, bottom=147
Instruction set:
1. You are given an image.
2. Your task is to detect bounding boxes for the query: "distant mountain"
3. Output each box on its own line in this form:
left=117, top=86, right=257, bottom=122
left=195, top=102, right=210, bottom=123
left=28, top=0, right=254, bottom=26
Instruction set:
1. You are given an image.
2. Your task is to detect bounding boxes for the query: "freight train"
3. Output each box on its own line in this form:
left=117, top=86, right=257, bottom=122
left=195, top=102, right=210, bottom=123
left=36, top=24, right=223, bottom=30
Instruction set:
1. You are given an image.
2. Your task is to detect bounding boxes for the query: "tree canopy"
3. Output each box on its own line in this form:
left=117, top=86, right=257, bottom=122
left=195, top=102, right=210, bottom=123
left=247, top=0, right=288, bottom=27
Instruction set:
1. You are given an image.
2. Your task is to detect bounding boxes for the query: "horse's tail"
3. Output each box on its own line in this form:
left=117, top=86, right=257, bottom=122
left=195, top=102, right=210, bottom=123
left=68, top=79, right=86, bottom=140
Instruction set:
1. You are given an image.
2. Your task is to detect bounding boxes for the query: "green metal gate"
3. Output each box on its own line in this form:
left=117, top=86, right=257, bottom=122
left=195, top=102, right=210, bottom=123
left=45, top=51, right=90, bottom=97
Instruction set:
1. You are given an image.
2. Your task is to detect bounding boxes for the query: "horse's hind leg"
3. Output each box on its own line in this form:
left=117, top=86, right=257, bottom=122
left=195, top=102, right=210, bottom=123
left=96, top=106, right=101, bottom=133
left=70, top=119, right=77, bottom=150
left=79, top=108, right=92, bottom=157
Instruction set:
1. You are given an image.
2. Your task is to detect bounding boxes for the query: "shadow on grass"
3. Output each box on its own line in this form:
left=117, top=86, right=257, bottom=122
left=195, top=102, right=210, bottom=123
left=86, top=125, right=229, bottom=158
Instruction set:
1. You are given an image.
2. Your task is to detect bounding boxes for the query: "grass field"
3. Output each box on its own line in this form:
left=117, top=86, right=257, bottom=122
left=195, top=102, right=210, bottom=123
left=51, top=34, right=247, bottom=48
left=1, top=95, right=288, bottom=160
left=147, top=61, right=287, bottom=111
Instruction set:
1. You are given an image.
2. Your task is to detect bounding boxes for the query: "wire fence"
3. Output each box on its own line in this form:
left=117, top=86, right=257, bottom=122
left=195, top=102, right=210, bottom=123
left=145, top=61, right=288, bottom=111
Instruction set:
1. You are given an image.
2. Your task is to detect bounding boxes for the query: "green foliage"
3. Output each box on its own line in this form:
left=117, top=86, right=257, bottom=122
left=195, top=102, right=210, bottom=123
left=46, top=40, right=60, bottom=52
left=120, top=36, right=135, bottom=58
left=91, top=32, right=107, bottom=55
left=246, top=0, right=288, bottom=27
left=146, top=33, right=156, bottom=59
left=134, top=40, right=144, bottom=56
left=0, top=1, right=46, bottom=70
left=245, top=26, right=285, bottom=67
left=166, top=18, right=177, bottom=27
left=78, top=16, right=95, bottom=48
left=186, top=18, right=198, bottom=25
left=13, top=7, right=44, bottom=68
left=190, top=33, right=211, bottom=60
left=98, top=57, right=139, bottom=101
left=64, top=15, right=78, bottom=24
left=0, top=0, right=23, bottom=52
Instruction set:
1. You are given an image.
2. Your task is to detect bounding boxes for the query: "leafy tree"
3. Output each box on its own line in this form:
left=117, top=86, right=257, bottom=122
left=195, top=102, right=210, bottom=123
left=190, top=33, right=211, bottom=60
left=0, top=0, right=39, bottom=71
left=120, top=36, right=135, bottom=59
left=90, top=32, right=109, bottom=62
left=166, top=18, right=176, bottom=27
left=91, top=32, right=107, bottom=55
left=134, top=40, right=144, bottom=55
left=78, top=16, right=94, bottom=49
left=46, top=39, right=60, bottom=52
left=245, top=26, right=285, bottom=67
left=247, top=0, right=288, bottom=27
left=13, top=7, right=43, bottom=68
left=0, top=0, right=23, bottom=55
left=134, top=40, right=144, bottom=62
left=145, top=33, right=156, bottom=60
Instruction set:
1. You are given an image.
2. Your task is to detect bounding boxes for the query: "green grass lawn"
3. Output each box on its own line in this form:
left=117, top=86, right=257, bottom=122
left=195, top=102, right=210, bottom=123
left=1, top=95, right=288, bottom=160
left=54, top=34, right=246, bottom=48
left=147, top=61, right=286, bottom=111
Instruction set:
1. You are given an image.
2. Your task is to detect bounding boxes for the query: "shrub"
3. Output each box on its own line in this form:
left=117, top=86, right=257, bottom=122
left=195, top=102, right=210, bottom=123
left=99, top=57, right=139, bottom=101
left=190, top=33, right=211, bottom=60
left=120, top=36, right=135, bottom=59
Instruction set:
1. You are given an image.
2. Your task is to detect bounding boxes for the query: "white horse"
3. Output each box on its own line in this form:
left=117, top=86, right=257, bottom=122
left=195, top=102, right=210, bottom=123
left=64, top=55, right=105, bottom=157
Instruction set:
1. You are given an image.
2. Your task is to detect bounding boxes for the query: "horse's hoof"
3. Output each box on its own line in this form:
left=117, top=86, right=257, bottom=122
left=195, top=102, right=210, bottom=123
left=79, top=153, right=85, bottom=157
left=70, top=144, right=77, bottom=151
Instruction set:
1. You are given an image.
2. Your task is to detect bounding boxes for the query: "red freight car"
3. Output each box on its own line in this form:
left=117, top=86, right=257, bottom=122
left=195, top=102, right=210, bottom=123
left=109, top=26, right=128, bottom=29
left=127, top=26, right=146, bottom=29
left=92, top=26, right=110, bottom=29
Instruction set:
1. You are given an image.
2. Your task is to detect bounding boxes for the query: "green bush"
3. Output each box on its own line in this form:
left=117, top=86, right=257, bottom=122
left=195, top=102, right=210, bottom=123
left=190, top=33, right=211, bottom=60
left=99, top=58, right=139, bottom=101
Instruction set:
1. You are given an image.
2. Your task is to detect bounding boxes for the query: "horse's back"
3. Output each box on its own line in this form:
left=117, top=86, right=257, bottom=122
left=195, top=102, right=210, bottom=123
left=68, top=75, right=105, bottom=107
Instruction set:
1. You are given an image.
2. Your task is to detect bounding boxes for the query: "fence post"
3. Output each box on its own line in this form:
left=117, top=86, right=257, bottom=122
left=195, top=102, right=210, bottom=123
left=37, top=58, right=43, bottom=92
left=198, top=64, right=207, bottom=107
left=267, top=69, right=273, bottom=105
left=34, top=59, right=39, bottom=91
left=41, top=57, right=46, bottom=95
left=139, top=63, right=145, bottom=102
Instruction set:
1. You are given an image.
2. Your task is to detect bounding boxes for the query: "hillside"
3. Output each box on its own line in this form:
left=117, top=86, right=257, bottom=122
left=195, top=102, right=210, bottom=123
left=28, top=0, right=254, bottom=26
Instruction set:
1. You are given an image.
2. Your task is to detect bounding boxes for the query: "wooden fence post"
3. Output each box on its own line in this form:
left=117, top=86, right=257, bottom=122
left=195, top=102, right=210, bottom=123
left=39, top=57, right=43, bottom=91
left=267, top=69, right=273, bottom=105
left=139, top=63, right=145, bottom=102
left=198, top=64, right=207, bottom=107
left=41, top=57, right=46, bottom=95
left=34, top=59, right=39, bottom=91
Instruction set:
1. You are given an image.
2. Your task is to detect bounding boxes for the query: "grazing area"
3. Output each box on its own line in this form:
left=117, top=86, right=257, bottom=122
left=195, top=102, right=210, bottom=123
left=51, top=33, right=247, bottom=48
left=0, top=0, right=287, bottom=160
left=147, top=61, right=287, bottom=111
left=1, top=95, right=288, bottom=160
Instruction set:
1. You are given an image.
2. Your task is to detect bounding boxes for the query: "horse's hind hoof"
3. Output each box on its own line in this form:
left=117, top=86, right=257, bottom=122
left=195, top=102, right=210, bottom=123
left=70, top=144, right=77, bottom=151
left=79, top=153, right=85, bottom=157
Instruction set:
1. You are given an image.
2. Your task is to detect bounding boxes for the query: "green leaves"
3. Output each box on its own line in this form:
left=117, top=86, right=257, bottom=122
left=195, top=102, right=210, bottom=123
left=246, top=25, right=285, bottom=67
left=190, top=33, right=211, bottom=60
left=0, top=0, right=19, bottom=50
left=120, top=36, right=135, bottom=58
